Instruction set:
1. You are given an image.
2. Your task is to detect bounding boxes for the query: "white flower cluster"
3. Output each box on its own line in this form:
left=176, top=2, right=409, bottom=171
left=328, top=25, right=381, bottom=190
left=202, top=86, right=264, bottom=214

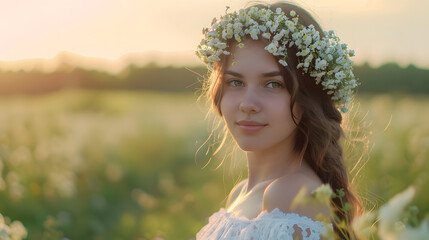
left=196, top=6, right=360, bottom=113
left=0, top=213, right=27, bottom=240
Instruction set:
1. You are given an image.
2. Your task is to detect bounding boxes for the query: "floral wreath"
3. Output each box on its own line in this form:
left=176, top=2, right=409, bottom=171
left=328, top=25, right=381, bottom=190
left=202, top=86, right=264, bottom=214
left=196, top=6, right=360, bottom=113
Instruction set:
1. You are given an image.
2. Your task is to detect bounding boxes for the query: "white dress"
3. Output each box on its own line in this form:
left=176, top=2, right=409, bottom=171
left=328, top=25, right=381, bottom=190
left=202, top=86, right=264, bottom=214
left=196, top=207, right=333, bottom=240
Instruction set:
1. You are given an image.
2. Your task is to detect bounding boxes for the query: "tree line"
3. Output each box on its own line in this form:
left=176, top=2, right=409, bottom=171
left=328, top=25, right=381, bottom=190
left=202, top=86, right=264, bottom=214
left=0, top=62, right=427, bottom=95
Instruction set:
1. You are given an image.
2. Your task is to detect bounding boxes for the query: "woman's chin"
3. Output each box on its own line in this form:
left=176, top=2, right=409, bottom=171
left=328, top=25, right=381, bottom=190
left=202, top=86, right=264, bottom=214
left=236, top=142, right=267, bottom=152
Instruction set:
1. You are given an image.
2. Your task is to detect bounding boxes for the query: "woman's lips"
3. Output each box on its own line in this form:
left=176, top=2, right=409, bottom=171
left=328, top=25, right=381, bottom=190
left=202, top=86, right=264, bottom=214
left=236, top=120, right=267, bottom=133
left=238, top=124, right=266, bottom=133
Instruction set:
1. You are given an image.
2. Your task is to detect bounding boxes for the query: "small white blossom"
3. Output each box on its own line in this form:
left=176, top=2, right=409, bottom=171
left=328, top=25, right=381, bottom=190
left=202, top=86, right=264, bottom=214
left=279, top=59, right=288, bottom=66
left=215, top=49, right=223, bottom=56
left=300, top=48, right=310, bottom=56
left=273, top=33, right=283, bottom=41
left=310, top=71, right=326, bottom=84
left=335, top=71, right=346, bottom=80
left=262, top=32, right=271, bottom=39
left=233, top=22, right=243, bottom=33
left=207, top=55, right=220, bottom=62
left=333, top=66, right=341, bottom=73
left=292, top=32, right=300, bottom=40
left=286, top=20, right=295, bottom=32
left=303, top=34, right=312, bottom=45
left=234, top=33, right=242, bottom=42
left=221, top=29, right=228, bottom=40
left=207, top=31, right=217, bottom=37
left=264, top=42, right=278, bottom=54
left=215, top=42, right=227, bottom=49
left=270, top=23, right=279, bottom=33
left=249, top=28, right=259, bottom=40
left=315, top=58, right=328, bottom=70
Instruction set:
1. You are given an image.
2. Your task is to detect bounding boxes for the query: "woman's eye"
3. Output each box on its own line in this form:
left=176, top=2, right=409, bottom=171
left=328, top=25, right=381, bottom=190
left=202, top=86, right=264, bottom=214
left=227, top=80, right=244, bottom=87
left=267, top=81, right=283, bottom=88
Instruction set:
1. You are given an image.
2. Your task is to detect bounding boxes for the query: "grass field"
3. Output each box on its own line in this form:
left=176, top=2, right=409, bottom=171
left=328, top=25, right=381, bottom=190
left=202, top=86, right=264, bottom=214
left=0, top=90, right=428, bottom=240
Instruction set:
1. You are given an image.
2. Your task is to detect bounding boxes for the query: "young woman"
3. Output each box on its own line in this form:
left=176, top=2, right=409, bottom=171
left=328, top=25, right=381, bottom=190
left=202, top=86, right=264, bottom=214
left=195, top=1, right=363, bottom=239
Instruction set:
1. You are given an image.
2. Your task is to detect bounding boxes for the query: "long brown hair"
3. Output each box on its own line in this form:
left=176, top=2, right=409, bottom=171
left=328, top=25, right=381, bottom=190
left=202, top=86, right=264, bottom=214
left=199, top=1, right=364, bottom=238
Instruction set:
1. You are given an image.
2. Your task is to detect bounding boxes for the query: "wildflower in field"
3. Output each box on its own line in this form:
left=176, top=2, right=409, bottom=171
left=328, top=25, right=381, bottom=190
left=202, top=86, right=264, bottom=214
left=398, top=219, right=429, bottom=239
left=0, top=213, right=28, bottom=240
left=378, top=186, right=415, bottom=238
left=311, top=184, right=334, bottom=205
left=351, top=211, right=377, bottom=239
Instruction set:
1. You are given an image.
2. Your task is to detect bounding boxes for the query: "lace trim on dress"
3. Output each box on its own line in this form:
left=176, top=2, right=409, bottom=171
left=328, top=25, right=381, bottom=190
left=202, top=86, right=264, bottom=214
left=196, top=207, right=333, bottom=240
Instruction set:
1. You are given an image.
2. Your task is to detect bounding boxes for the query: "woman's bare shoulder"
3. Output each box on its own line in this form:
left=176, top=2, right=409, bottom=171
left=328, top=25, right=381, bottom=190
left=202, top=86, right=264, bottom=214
left=262, top=173, right=329, bottom=219
left=225, top=179, right=248, bottom=208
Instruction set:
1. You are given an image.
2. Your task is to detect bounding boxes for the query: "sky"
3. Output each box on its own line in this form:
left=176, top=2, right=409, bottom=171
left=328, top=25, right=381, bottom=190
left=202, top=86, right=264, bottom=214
left=1, top=0, right=428, bottom=69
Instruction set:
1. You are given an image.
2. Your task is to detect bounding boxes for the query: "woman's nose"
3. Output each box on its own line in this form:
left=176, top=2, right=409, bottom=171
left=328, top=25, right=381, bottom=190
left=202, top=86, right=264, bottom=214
left=239, top=87, right=261, bottom=114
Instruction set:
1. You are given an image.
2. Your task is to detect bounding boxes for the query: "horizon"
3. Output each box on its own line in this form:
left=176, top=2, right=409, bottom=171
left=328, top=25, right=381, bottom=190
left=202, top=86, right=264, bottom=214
left=1, top=50, right=427, bottom=75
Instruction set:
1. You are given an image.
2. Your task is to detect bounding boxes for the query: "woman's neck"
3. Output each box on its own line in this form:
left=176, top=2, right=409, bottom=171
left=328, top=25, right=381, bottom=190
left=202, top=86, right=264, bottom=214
left=245, top=138, right=308, bottom=194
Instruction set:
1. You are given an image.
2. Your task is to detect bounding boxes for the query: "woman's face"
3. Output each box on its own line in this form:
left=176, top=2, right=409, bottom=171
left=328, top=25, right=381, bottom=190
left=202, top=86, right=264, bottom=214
left=220, top=39, right=302, bottom=152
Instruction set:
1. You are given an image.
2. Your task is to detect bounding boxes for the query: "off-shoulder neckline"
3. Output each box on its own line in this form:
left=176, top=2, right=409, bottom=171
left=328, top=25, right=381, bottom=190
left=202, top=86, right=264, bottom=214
left=217, top=207, right=332, bottom=226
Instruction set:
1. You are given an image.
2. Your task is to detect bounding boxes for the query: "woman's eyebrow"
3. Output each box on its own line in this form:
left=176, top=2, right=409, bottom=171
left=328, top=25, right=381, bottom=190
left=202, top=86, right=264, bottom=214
left=224, top=70, right=282, bottom=78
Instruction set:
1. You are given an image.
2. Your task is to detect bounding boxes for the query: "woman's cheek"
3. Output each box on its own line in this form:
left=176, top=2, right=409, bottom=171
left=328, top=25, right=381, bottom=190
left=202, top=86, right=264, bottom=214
left=221, top=92, right=236, bottom=110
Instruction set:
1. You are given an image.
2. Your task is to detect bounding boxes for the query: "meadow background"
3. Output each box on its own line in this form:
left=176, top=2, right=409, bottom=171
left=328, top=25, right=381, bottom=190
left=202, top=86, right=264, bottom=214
left=1, top=0, right=429, bottom=239
left=0, top=62, right=428, bottom=240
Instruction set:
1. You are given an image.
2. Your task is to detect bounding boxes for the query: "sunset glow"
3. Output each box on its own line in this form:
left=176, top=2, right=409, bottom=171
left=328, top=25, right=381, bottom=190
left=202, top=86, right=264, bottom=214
left=1, top=0, right=428, bottom=69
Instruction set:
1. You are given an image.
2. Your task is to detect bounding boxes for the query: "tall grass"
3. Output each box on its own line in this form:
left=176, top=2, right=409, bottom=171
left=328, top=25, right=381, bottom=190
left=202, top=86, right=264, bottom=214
left=0, top=90, right=427, bottom=239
